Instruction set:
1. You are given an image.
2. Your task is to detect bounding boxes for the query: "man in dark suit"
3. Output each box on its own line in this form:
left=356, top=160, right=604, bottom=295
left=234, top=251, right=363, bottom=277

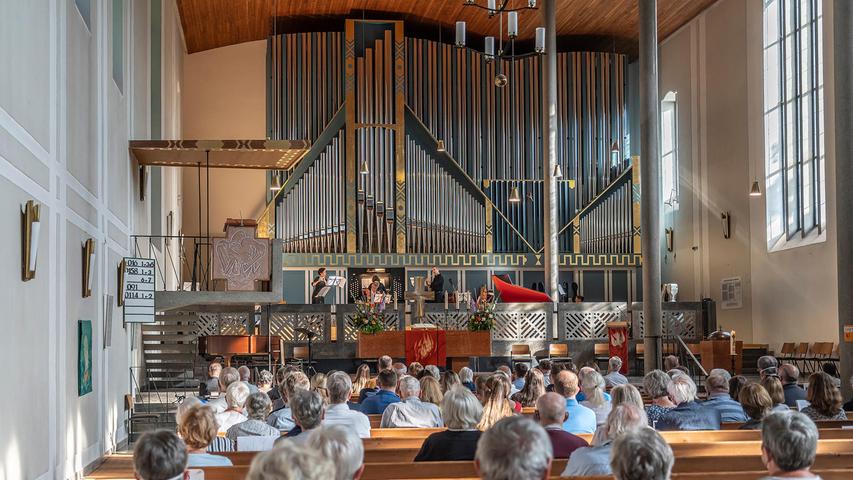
left=198, top=361, right=222, bottom=398
left=428, top=266, right=444, bottom=303
left=780, top=363, right=807, bottom=407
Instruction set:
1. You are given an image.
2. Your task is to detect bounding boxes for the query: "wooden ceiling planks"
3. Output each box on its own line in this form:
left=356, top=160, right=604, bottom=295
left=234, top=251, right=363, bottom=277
left=177, top=0, right=717, bottom=55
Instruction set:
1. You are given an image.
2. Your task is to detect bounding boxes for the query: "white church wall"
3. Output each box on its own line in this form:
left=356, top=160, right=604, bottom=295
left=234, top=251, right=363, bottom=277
left=0, top=0, right=161, bottom=477
left=658, top=0, right=755, bottom=340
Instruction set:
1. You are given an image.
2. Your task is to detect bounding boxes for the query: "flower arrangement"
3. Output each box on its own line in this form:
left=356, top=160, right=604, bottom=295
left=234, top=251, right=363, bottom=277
left=467, top=294, right=497, bottom=332
left=353, top=300, right=385, bottom=335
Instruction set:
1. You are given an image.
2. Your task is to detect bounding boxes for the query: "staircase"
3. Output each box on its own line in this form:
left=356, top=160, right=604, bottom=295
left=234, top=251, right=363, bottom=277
left=141, top=313, right=202, bottom=391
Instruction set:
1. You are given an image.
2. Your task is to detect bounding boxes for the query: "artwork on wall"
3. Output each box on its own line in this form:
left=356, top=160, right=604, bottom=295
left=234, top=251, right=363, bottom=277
left=78, top=320, right=93, bottom=396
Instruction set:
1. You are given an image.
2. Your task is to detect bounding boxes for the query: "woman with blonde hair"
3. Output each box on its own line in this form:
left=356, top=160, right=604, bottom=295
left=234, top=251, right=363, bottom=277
left=510, top=368, right=546, bottom=407
left=760, top=375, right=790, bottom=413
left=440, top=370, right=461, bottom=393
left=802, top=372, right=847, bottom=421
left=477, top=375, right=515, bottom=430
left=352, top=364, right=371, bottom=395
left=178, top=404, right=233, bottom=466
left=311, top=372, right=330, bottom=405
left=494, top=369, right=522, bottom=412
left=610, top=383, right=644, bottom=412
left=420, top=375, right=444, bottom=406
left=579, top=371, right=611, bottom=425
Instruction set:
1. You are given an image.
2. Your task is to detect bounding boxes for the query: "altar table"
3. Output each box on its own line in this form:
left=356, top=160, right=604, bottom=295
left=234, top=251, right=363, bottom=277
left=357, top=330, right=491, bottom=371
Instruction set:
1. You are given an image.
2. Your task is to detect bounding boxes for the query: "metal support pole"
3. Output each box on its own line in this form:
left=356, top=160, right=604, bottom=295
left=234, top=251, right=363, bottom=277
left=640, top=0, right=663, bottom=373
left=542, top=0, right=559, bottom=302
left=834, top=0, right=853, bottom=400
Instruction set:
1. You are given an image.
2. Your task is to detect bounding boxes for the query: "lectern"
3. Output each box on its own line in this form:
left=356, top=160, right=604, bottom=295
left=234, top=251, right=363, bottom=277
left=699, top=339, right=743, bottom=374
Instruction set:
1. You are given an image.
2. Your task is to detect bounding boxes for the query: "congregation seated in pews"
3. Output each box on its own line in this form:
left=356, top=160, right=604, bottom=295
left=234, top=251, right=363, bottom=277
left=126, top=353, right=853, bottom=480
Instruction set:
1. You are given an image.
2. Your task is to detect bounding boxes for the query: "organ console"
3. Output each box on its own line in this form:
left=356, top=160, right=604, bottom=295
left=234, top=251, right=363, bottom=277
left=198, top=335, right=282, bottom=367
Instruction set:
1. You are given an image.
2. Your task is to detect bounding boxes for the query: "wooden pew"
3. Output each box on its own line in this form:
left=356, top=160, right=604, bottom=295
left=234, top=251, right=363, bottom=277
left=367, top=408, right=536, bottom=428
left=722, top=419, right=853, bottom=429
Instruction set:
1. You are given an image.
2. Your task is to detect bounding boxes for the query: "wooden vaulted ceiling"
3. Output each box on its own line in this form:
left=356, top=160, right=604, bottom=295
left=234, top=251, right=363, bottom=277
left=176, top=0, right=717, bottom=56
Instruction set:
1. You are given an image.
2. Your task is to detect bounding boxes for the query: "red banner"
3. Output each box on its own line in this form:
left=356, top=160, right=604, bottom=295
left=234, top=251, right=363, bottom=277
left=405, top=330, right=447, bottom=366
left=608, top=323, right=629, bottom=374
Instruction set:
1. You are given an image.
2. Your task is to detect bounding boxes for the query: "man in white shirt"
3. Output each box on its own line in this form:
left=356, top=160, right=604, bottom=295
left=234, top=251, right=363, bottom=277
left=603, top=357, right=629, bottom=388
left=322, top=371, right=372, bottom=438
left=207, top=367, right=240, bottom=414
left=381, top=376, right=442, bottom=428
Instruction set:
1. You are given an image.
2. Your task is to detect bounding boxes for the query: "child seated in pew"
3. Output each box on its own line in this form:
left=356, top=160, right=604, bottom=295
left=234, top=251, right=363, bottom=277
left=133, top=430, right=189, bottom=480
left=179, top=404, right=233, bottom=467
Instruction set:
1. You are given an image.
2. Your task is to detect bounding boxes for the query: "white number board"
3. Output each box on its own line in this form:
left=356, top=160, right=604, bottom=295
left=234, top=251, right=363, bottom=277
left=123, top=257, right=155, bottom=323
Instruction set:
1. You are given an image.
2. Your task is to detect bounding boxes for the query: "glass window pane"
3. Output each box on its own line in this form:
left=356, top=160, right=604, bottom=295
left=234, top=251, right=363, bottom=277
left=661, top=108, right=673, bottom=153
left=786, top=164, right=800, bottom=234
left=765, top=0, right=779, bottom=42
left=765, top=107, right=782, bottom=174
left=764, top=45, right=780, bottom=111
left=802, top=159, right=814, bottom=231
left=767, top=172, right=784, bottom=243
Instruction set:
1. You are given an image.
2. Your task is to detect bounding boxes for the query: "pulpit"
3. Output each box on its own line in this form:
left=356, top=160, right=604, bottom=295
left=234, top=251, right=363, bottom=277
left=699, top=339, right=743, bottom=375
left=357, top=330, right=490, bottom=370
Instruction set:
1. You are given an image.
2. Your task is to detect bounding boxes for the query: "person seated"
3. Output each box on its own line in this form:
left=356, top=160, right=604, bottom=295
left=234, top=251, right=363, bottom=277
left=759, top=411, right=822, bottom=480
left=238, top=365, right=259, bottom=394
left=546, top=362, right=568, bottom=393
left=760, top=376, right=791, bottom=413
left=477, top=374, right=516, bottom=431
left=511, top=368, right=546, bottom=408
left=604, top=356, right=629, bottom=388
left=420, top=375, right=444, bottom=406
left=360, top=369, right=400, bottom=415
left=459, top=367, right=476, bottom=392
left=494, top=371, right=523, bottom=412
left=408, top=362, right=425, bottom=379
left=133, top=430, right=188, bottom=480
left=215, top=381, right=250, bottom=434
left=738, top=383, right=774, bottom=430
left=381, top=375, right=443, bottom=428
left=277, top=389, right=324, bottom=444
left=512, top=363, right=529, bottom=391
left=207, top=366, right=240, bottom=414
left=610, top=427, right=674, bottom=480
left=845, top=375, right=853, bottom=412
left=226, top=392, right=280, bottom=443
left=474, top=416, right=553, bottom=480
left=475, top=374, right=490, bottom=402
left=537, top=359, right=553, bottom=387
left=177, top=404, right=233, bottom=467
left=702, top=372, right=748, bottom=422
left=611, top=384, right=645, bottom=412
left=656, top=374, right=721, bottom=431
left=246, top=442, right=334, bottom=480
left=663, top=355, right=680, bottom=372
left=306, top=425, right=365, bottom=480
left=257, top=370, right=274, bottom=396
left=310, top=372, right=330, bottom=406
left=269, top=365, right=298, bottom=406
left=729, top=375, right=750, bottom=402
left=415, top=386, right=483, bottom=461
left=536, top=392, right=588, bottom=458
left=757, top=355, right=779, bottom=379
left=779, top=363, right=807, bottom=407
left=801, top=372, right=848, bottom=421
left=352, top=364, right=372, bottom=399
left=709, top=368, right=732, bottom=383
left=424, top=364, right=441, bottom=379
left=441, top=370, right=461, bottom=393
left=323, top=371, right=371, bottom=438
left=580, top=371, right=612, bottom=425
left=562, top=404, right=647, bottom=476
left=199, top=361, right=222, bottom=398
left=553, top=370, right=596, bottom=434
left=496, top=365, right=519, bottom=395
left=643, top=370, right=675, bottom=428
left=392, top=362, right=408, bottom=379
left=821, top=362, right=842, bottom=388
left=576, top=366, right=612, bottom=402
left=267, top=371, right=311, bottom=431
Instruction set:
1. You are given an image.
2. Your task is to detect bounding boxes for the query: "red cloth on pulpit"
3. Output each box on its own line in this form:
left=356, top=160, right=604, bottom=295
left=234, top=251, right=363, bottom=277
left=608, top=324, right=629, bottom=374
left=405, top=330, right=447, bottom=366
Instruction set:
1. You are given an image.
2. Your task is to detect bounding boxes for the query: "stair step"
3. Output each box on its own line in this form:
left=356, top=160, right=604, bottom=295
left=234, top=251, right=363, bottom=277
left=143, top=334, right=198, bottom=342
left=144, top=353, right=196, bottom=362
left=143, top=344, right=197, bottom=353
left=142, top=324, right=198, bottom=333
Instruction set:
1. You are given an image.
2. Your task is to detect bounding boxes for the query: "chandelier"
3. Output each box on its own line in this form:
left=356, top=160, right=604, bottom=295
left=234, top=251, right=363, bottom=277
left=456, top=0, right=545, bottom=62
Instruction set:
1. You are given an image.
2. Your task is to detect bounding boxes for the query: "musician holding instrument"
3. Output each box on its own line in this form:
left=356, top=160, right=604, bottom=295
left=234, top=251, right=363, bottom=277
left=364, top=275, right=387, bottom=301
left=310, top=267, right=328, bottom=304
left=427, top=266, right=445, bottom=303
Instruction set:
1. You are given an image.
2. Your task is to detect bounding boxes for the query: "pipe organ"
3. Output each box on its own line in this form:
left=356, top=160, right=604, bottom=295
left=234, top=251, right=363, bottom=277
left=268, top=20, right=638, bottom=259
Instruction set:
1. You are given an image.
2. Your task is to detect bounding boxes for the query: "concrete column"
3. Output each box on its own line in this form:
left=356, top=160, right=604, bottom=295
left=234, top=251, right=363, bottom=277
left=834, top=0, right=853, bottom=400
left=542, top=0, right=559, bottom=302
left=640, top=0, right=663, bottom=373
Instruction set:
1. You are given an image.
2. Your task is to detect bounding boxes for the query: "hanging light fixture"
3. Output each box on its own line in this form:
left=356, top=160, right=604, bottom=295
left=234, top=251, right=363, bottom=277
left=508, top=185, right=521, bottom=203
left=455, top=21, right=466, bottom=47
left=360, top=160, right=370, bottom=175
left=270, top=174, right=282, bottom=191
left=552, top=163, right=563, bottom=178
left=436, top=139, right=446, bottom=152
left=750, top=180, right=762, bottom=196
left=610, top=141, right=621, bottom=167
left=535, top=27, right=546, bottom=54
left=484, top=36, right=495, bottom=62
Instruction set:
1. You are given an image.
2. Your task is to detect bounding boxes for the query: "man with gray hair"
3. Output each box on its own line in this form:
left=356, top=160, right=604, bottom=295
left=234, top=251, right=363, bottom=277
left=207, top=366, right=241, bottom=413
left=238, top=365, right=260, bottom=394
left=215, top=380, right=250, bottom=433
left=226, top=391, right=280, bottom=443
left=475, top=416, right=553, bottom=480
left=381, top=375, right=442, bottom=427
left=392, top=361, right=408, bottom=378
left=709, top=368, right=732, bottom=383
left=199, top=361, right=222, bottom=398
left=425, top=364, right=441, bottom=380
left=656, top=374, right=721, bottom=431
left=378, top=355, right=393, bottom=371
left=702, top=372, right=747, bottom=422
left=536, top=392, right=588, bottom=458
left=277, top=389, right=324, bottom=444
left=610, top=427, right=674, bottom=480
left=133, top=430, right=188, bottom=480
left=604, top=356, right=629, bottom=388
left=307, top=425, right=365, bottom=480
left=760, top=411, right=821, bottom=479
left=323, top=371, right=371, bottom=438
left=562, top=404, right=648, bottom=476
left=459, top=366, right=476, bottom=392
left=247, top=441, right=335, bottom=480
left=779, top=363, right=807, bottom=407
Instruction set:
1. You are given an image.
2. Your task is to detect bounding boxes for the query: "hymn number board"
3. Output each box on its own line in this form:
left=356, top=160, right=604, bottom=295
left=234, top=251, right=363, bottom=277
left=122, top=257, right=155, bottom=323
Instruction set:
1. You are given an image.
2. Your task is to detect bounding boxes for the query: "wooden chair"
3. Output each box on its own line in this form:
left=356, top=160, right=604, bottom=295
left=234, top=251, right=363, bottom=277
left=794, top=342, right=811, bottom=373
left=510, top=344, right=533, bottom=368
left=547, top=343, right=572, bottom=363
left=594, top=343, right=610, bottom=370
left=778, top=342, right=796, bottom=363
left=125, top=394, right=160, bottom=442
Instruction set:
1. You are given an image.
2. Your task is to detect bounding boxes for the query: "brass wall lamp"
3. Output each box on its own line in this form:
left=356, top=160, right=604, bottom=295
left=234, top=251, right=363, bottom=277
left=21, top=200, right=41, bottom=281
left=82, top=238, right=96, bottom=297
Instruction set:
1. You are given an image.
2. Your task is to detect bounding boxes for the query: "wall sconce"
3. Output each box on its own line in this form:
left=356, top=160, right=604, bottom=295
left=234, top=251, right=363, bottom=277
left=82, top=238, right=96, bottom=298
left=139, top=165, right=147, bottom=201
left=117, top=260, right=126, bottom=306
left=21, top=200, right=41, bottom=281
left=721, top=212, right=731, bottom=239
left=665, top=228, right=674, bottom=252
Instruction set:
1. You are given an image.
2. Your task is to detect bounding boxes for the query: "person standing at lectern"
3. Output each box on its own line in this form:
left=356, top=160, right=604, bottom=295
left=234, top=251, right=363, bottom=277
left=311, top=268, right=328, bottom=304
left=428, top=266, right=444, bottom=303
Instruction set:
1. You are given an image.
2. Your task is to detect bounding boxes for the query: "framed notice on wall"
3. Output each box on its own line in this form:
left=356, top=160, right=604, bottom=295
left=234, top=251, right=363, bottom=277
left=720, top=276, right=743, bottom=310
left=122, top=257, right=155, bottom=323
